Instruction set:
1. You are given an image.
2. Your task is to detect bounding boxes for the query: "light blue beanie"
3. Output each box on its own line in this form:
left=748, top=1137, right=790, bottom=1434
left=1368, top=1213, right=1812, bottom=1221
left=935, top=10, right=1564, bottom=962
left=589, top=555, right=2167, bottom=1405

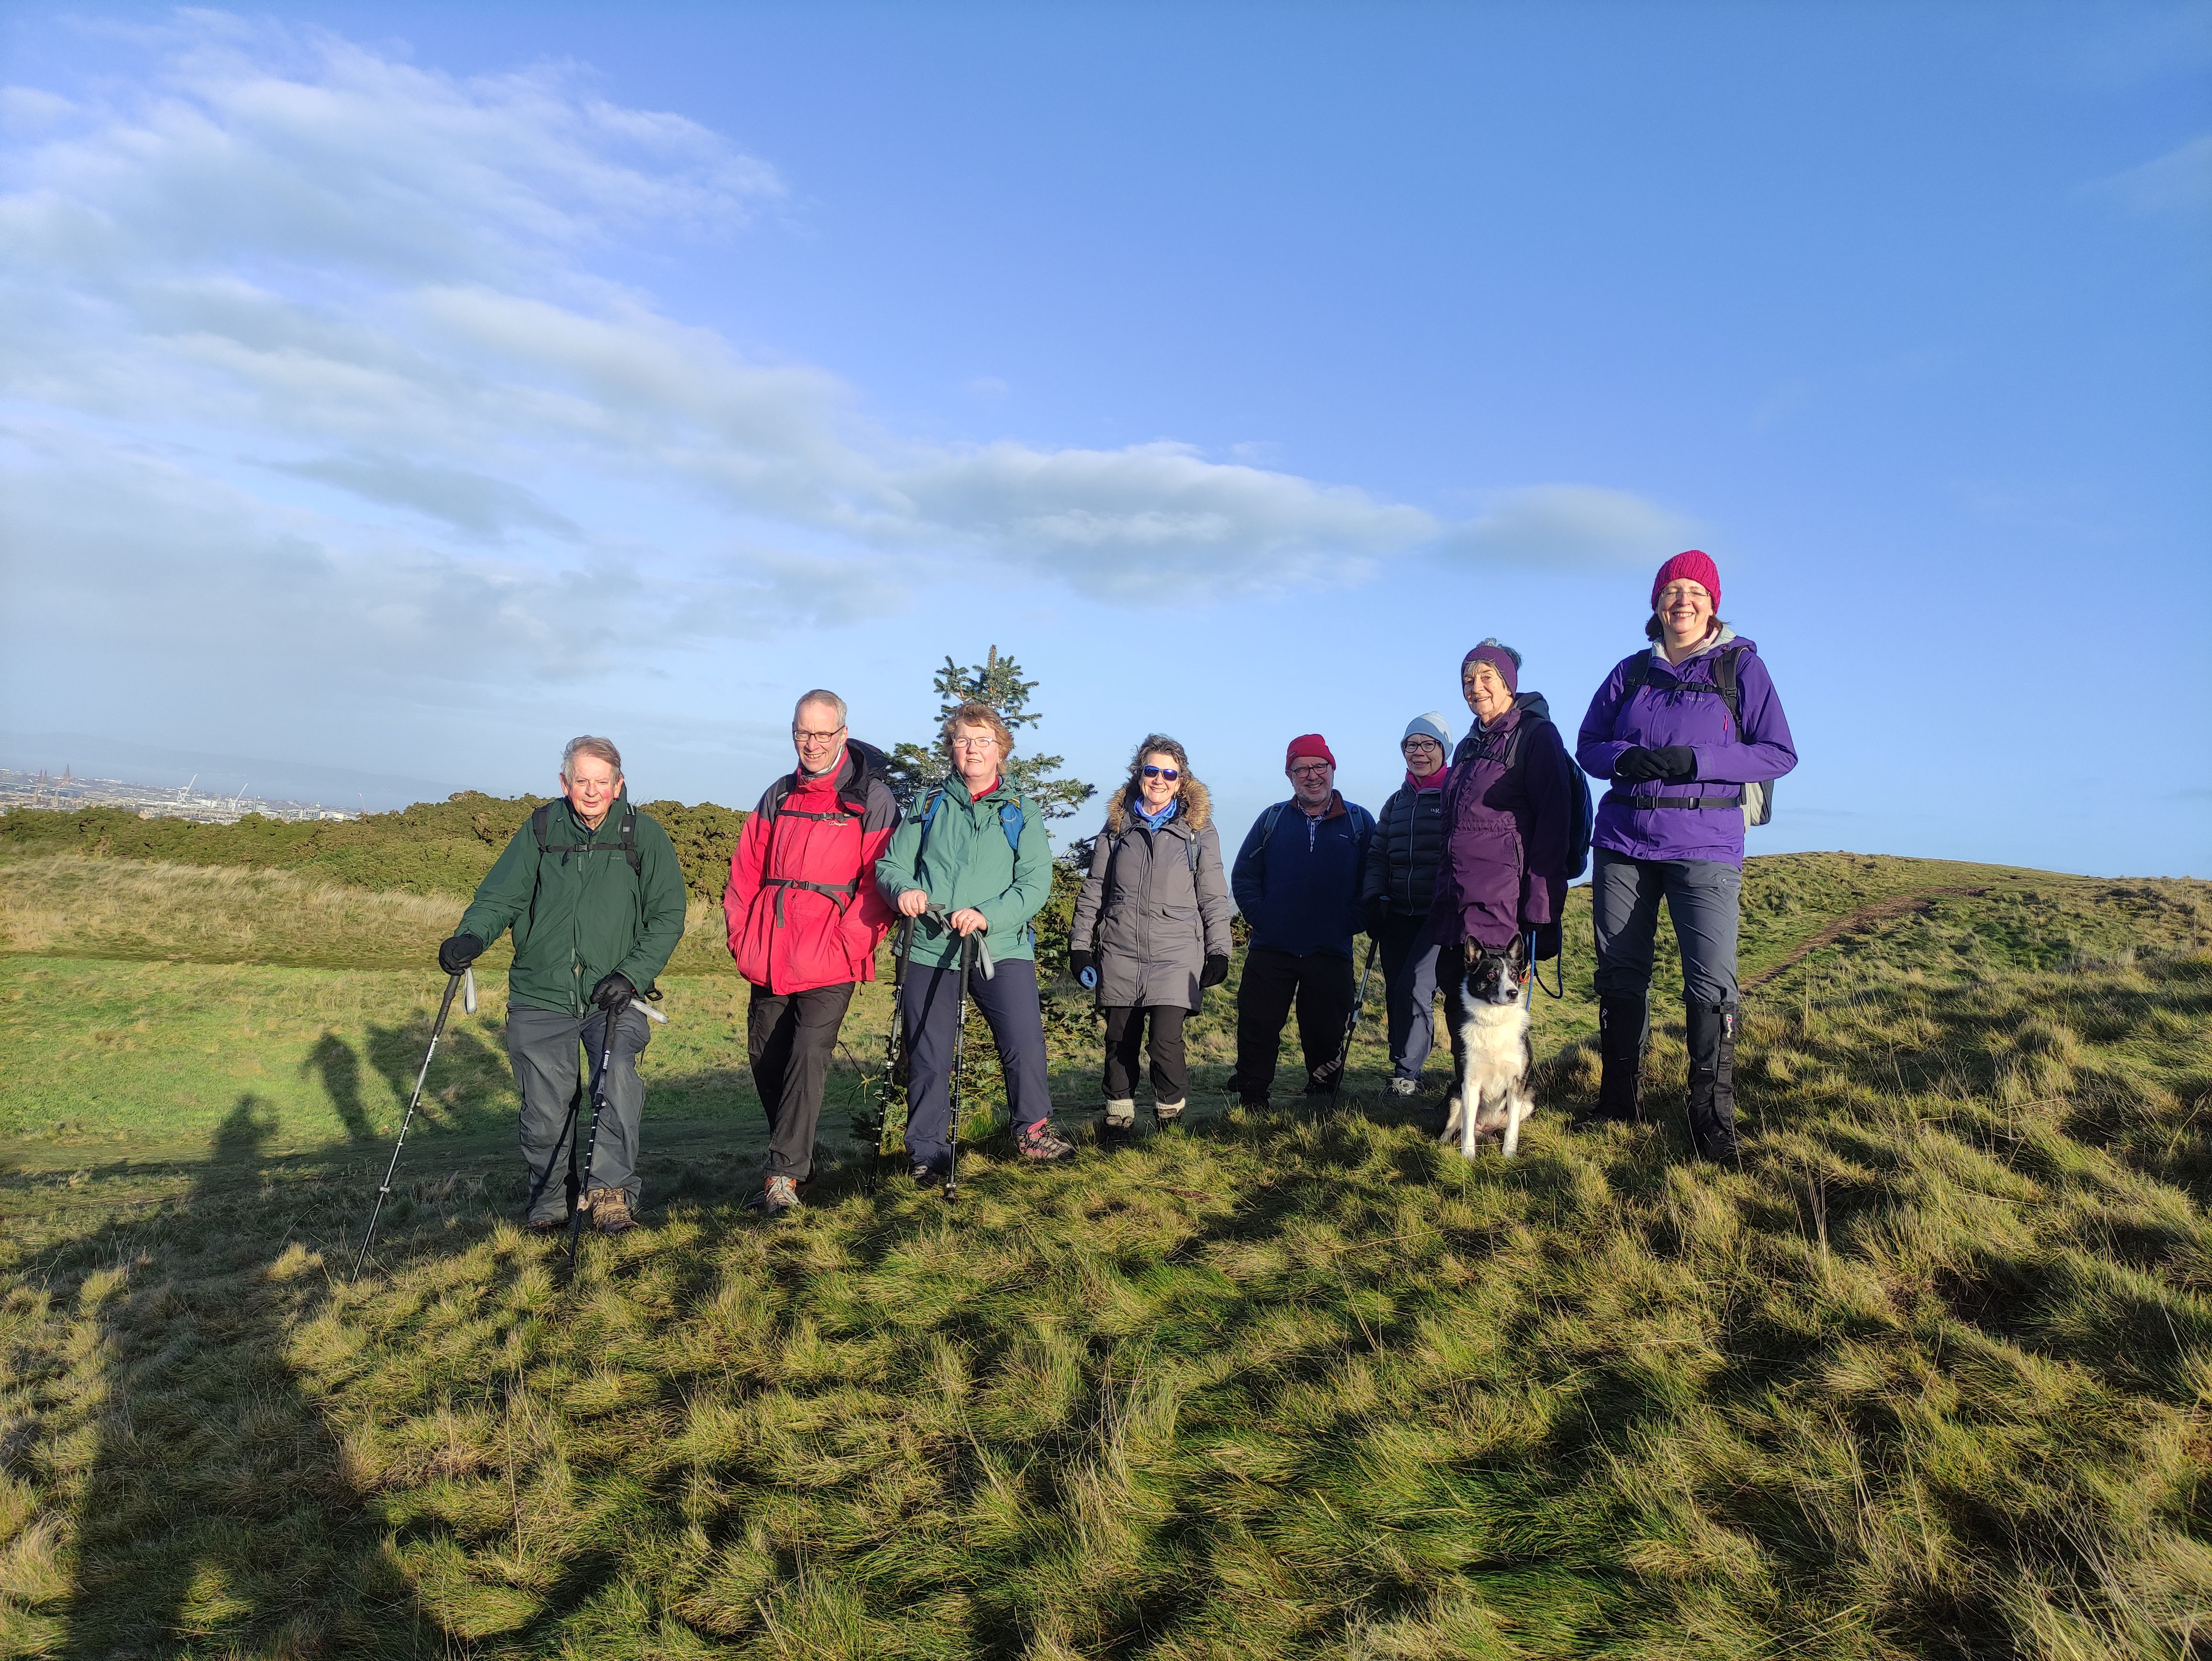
left=1403, top=711, right=1452, bottom=750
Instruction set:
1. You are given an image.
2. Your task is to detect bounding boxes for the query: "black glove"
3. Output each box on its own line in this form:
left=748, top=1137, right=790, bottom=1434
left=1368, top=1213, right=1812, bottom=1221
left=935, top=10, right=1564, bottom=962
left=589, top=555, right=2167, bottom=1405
left=1530, top=922, right=1561, bottom=962
left=1364, top=897, right=1390, bottom=938
left=1069, top=950, right=1096, bottom=989
left=1650, top=745, right=1697, bottom=782
left=1201, top=953, right=1230, bottom=988
left=1612, top=746, right=1664, bottom=782
left=589, top=971, right=636, bottom=1011
left=437, top=933, right=483, bottom=974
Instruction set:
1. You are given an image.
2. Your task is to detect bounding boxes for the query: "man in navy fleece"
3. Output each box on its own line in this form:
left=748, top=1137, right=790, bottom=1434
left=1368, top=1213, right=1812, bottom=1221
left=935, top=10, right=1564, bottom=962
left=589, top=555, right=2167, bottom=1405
left=1225, top=734, right=1376, bottom=1108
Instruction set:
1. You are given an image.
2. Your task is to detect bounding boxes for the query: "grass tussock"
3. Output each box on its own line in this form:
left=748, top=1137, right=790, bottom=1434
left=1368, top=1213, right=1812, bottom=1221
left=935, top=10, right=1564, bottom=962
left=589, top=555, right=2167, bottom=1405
left=0, top=858, right=2208, bottom=1657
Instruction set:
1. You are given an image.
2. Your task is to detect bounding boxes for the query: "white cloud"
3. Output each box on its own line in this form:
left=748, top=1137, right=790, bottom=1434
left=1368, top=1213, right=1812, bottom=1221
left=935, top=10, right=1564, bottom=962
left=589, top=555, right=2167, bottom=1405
left=2093, top=133, right=2212, bottom=217
left=1439, top=485, right=1697, bottom=565
left=0, top=10, right=1695, bottom=710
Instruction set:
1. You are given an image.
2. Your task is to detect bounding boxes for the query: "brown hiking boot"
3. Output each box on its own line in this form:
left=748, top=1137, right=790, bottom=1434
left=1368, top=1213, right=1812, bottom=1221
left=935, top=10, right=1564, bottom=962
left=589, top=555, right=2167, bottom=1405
left=584, top=1186, right=637, bottom=1234
left=1018, top=1119, right=1077, bottom=1162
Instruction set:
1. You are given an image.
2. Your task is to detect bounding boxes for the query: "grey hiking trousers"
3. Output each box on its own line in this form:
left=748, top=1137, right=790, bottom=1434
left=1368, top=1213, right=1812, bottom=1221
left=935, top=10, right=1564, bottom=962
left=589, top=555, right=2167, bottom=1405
left=506, top=1003, right=653, bottom=1224
left=1591, top=848, right=1742, bottom=1007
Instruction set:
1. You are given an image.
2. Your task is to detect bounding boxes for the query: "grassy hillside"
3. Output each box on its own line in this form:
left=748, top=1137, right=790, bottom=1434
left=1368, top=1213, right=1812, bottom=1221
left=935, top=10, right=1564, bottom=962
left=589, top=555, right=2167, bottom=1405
left=0, top=853, right=2206, bottom=1658
left=0, top=793, right=750, bottom=905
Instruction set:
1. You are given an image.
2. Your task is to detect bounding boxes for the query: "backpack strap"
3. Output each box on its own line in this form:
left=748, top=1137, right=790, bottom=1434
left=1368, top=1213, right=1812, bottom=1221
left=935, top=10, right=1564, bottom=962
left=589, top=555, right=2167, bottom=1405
left=1256, top=800, right=1289, bottom=851
left=531, top=800, right=640, bottom=874
left=1713, top=643, right=1747, bottom=735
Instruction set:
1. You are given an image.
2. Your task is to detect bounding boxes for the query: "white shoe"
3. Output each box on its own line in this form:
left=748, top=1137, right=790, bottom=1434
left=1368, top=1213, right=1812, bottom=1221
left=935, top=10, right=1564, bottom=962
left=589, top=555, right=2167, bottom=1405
left=1155, top=1099, right=1185, bottom=1123
left=1103, top=1097, right=1137, bottom=1129
left=1388, top=1077, right=1420, bottom=1097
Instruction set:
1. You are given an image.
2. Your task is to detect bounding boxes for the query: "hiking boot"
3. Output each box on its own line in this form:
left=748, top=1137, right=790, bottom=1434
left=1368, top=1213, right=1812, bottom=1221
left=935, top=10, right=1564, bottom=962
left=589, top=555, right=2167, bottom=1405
left=1590, top=994, right=1648, bottom=1126
left=1154, top=1098, right=1185, bottom=1125
left=910, top=1160, right=942, bottom=1185
left=1018, top=1119, right=1077, bottom=1162
left=759, top=1174, right=801, bottom=1216
left=526, top=1214, right=566, bottom=1236
left=1102, top=1097, right=1137, bottom=1134
left=1684, top=999, right=1743, bottom=1161
left=1387, top=1076, right=1420, bottom=1098
left=585, top=1186, right=637, bottom=1234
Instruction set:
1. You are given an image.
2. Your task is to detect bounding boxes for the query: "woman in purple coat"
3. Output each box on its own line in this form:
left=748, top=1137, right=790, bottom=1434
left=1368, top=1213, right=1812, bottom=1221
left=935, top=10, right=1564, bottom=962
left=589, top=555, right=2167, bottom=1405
left=1576, top=551, right=1797, bottom=1157
left=1428, top=640, right=1574, bottom=1033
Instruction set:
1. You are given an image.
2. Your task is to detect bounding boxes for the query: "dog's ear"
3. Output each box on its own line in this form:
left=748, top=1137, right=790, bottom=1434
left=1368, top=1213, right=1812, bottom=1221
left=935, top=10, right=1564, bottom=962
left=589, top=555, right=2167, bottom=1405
left=1509, top=934, right=1528, bottom=972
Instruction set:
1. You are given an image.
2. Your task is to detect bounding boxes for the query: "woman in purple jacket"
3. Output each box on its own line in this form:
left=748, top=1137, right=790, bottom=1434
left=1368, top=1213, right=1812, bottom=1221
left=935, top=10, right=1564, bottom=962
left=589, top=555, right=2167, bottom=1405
left=1428, top=640, right=1574, bottom=1036
left=1576, top=551, right=1797, bottom=1157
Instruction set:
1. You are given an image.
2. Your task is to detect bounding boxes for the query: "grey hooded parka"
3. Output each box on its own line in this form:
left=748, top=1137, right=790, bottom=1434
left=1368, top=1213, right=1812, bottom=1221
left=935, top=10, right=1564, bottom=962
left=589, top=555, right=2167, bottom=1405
left=1070, top=778, right=1235, bottom=1011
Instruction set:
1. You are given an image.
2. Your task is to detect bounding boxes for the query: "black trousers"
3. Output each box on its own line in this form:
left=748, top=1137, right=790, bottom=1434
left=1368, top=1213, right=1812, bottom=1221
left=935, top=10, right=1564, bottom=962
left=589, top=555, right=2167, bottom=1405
left=1228, top=946, right=1356, bottom=1102
left=1102, top=1005, right=1188, bottom=1103
left=747, top=981, right=857, bottom=1179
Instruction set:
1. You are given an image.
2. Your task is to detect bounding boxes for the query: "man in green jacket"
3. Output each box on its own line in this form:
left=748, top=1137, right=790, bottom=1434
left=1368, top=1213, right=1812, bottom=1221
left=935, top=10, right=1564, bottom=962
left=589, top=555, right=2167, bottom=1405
left=438, top=735, right=687, bottom=1234
left=874, top=700, right=1075, bottom=1176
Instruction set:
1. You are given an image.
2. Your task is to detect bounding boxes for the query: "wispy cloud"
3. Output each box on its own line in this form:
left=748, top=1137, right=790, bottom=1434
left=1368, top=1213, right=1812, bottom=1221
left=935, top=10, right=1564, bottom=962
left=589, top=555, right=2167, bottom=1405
left=2091, top=133, right=2212, bottom=217
left=0, top=11, right=1692, bottom=702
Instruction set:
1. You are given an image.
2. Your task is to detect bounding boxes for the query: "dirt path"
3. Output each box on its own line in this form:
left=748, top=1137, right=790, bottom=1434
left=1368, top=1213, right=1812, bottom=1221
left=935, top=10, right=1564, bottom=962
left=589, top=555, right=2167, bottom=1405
left=1742, top=886, right=1990, bottom=991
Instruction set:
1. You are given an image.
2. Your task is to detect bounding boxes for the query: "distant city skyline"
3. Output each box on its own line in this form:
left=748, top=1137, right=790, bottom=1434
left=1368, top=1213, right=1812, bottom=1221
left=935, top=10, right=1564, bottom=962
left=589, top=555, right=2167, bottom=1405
left=2, top=4, right=2206, bottom=875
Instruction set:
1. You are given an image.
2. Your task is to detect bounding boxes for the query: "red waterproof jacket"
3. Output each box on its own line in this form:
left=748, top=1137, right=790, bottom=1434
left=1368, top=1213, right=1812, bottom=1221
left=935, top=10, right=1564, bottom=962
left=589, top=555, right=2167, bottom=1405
left=724, top=741, right=901, bottom=994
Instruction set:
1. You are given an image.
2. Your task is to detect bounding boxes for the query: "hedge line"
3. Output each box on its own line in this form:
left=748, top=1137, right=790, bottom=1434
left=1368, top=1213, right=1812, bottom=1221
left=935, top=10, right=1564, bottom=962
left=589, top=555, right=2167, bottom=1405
left=0, top=792, right=750, bottom=905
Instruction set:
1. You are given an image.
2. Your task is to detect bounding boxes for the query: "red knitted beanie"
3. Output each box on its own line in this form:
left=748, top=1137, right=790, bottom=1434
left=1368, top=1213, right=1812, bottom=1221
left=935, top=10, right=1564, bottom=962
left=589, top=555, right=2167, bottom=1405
left=1651, top=550, right=1721, bottom=612
left=1285, top=734, right=1336, bottom=770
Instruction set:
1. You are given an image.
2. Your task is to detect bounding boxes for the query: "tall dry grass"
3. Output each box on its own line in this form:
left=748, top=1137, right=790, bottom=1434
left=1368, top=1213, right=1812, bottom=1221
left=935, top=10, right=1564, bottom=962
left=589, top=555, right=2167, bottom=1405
left=0, top=853, right=735, bottom=974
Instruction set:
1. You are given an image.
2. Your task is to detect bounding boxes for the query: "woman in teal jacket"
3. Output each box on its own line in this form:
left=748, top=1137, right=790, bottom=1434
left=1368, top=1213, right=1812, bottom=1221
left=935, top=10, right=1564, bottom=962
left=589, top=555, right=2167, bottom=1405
left=874, top=700, right=1076, bottom=1176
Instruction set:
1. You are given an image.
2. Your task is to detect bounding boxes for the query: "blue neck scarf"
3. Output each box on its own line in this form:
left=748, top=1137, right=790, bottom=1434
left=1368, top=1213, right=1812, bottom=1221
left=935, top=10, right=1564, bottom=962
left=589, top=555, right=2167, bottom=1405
left=1131, top=795, right=1178, bottom=831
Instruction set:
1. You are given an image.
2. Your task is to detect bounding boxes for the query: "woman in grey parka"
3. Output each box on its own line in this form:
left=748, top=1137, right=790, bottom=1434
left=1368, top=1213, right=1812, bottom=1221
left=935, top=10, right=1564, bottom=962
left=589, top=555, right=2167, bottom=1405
left=1069, top=734, right=1235, bottom=1133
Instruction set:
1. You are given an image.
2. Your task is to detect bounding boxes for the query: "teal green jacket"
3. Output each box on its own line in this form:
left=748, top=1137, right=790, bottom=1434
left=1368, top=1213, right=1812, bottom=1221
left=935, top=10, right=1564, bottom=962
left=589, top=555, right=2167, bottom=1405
left=455, top=792, right=688, bottom=1016
left=874, top=775, right=1051, bottom=970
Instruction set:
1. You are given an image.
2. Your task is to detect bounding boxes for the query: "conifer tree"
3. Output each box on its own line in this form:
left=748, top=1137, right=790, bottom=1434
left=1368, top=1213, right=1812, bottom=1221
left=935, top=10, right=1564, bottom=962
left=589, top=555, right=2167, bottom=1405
left=885, top=645, right=1095, bottom=822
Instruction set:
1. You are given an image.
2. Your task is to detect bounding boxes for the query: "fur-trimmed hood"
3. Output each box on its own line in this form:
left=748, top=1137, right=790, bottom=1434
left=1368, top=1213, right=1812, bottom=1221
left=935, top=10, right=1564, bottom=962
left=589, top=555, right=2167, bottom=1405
left=1104, top=773, right=1212, bottom=837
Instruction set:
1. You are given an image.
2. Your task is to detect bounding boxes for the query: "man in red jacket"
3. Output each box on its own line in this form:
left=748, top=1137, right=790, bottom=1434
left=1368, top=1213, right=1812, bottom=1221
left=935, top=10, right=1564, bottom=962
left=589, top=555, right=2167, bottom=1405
left=725, top=689, right=902, bottom=1213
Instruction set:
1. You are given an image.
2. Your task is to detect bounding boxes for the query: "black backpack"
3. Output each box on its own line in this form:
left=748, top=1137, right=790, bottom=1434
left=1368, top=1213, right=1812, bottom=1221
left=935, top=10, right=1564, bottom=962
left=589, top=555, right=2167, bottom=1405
left=1618, top=644, right=1774, bottom=828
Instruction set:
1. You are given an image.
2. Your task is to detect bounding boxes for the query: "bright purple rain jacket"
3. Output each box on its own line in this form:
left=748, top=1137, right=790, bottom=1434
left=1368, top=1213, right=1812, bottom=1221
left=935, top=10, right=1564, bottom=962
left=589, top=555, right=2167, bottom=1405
left=1427, top=694, right=1574, bottom=952
left=1576, top=629, right=1797, bottom=868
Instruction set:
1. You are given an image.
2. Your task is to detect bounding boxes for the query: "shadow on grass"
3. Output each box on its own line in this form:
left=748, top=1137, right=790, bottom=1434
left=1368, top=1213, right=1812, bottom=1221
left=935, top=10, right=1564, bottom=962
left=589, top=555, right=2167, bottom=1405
left=33, top=1017, right=531, bottom=1656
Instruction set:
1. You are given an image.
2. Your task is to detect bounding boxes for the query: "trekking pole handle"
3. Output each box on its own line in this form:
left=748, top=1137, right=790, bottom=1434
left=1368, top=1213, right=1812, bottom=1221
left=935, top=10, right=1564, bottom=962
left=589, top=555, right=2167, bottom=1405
left=629, top=997, right=668, bottom=1024
left=463, top=966, right=477, bottom=1015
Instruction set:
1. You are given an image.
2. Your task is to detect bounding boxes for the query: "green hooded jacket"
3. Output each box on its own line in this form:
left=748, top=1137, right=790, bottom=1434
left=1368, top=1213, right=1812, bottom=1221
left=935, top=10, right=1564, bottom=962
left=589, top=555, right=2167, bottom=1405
left=873, top=775, right=1051, bottom=971
left=455, top=792, right=688, bottom=1016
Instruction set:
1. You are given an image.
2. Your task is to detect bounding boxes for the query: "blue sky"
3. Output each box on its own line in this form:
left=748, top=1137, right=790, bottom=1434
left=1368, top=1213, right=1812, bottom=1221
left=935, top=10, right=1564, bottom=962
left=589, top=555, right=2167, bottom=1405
left=3, top=2, right=2207, bottom=874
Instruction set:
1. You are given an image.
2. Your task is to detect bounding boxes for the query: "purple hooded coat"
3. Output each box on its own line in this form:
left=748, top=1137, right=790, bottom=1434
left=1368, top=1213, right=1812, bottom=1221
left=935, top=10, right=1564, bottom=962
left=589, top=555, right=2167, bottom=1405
left=1576, top=628, right=1796, bottom=868
left=1427, top=693, right=1573, bottom=952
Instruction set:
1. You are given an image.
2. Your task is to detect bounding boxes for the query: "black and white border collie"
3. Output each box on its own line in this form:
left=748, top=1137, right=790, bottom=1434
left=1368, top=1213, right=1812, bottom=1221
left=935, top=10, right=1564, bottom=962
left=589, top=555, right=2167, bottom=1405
left=1439, top=935, right=1534, bottom=1159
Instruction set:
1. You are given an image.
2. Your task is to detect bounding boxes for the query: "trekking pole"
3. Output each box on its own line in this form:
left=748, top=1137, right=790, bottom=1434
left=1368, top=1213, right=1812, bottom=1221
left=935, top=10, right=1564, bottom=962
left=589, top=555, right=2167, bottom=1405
left=858, top=919, right=915, bottom=1195
left=1325, top=939, right=1381, bottom=1118
left=942, top=932, right=977, bottom=1201
left=351, top=967, right=476, bottom=1280
left=563, top=994, right=664, bottom=1270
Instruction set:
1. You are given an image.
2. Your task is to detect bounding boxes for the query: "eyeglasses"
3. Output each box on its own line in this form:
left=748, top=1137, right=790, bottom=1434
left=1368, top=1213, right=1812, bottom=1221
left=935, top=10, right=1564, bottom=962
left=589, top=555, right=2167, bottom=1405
left=1402, top=738, right=1441, bottom=751
left=792, top=727, right=845, bottom=744
left=1141, top=765, right=1180, bottom=781
left=951, top=735, right=1000, bottom=751
left=1289, top=762, right=1332, bottom=778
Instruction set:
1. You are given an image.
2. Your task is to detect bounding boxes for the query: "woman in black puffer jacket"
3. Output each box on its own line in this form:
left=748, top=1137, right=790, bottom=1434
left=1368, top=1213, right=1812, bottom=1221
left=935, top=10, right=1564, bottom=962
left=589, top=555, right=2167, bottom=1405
left=1359, top=712, right=1455, bottom=1097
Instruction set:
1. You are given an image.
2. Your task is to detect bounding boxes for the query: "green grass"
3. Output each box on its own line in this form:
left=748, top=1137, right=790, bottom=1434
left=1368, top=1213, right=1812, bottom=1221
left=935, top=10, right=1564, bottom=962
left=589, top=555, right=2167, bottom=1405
left=1, top=853, right=2207, bottom=1657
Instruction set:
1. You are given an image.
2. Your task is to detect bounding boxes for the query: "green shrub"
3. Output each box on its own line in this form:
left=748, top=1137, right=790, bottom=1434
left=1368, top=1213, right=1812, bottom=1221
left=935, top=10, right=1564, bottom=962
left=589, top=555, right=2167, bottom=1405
left=0, top=792, right=749, bottom=905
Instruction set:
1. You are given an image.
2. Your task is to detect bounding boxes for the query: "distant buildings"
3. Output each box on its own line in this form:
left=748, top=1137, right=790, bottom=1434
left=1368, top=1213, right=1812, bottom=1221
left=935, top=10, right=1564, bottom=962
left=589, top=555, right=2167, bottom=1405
left=0, top=768, right=356, bottom=825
